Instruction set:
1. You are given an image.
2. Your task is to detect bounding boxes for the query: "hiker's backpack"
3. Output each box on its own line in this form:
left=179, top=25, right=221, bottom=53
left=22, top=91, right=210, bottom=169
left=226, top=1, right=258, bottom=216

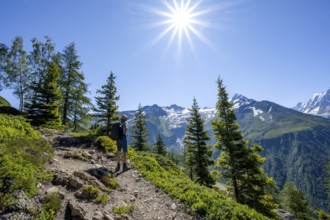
left=110, top=121, right=123, bottom=140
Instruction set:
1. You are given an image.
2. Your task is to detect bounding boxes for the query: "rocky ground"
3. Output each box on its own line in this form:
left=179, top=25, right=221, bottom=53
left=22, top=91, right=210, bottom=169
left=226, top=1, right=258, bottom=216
left=0, top=132, right=196, bottom=220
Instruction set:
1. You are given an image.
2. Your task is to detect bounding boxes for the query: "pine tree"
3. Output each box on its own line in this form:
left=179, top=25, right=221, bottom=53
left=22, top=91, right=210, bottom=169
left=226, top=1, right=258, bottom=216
left=280, top=180, right=312, bottom=219
left=183, top=98, right=215, bottom=187
left=59, top=42, right=91, bottom=128
left=5, top=36, right=30, bottom=111
left=70, top=81, right=92, bottom=131
left=25, top=61, right=62, bottom=128
left=131, top=104, right=149, bottom=151
left=25, top=37, right=62, bottom=128
left=212, top=77, right=277, bottom=217
left=154, top=133, right=167, bottom=156
left=94, top=72, right=119, bottom=135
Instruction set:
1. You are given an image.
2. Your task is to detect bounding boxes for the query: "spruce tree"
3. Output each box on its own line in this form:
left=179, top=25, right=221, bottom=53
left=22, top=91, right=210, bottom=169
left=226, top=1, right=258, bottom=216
left=25, top=37, right=62, bottom=128
left=280, top=180, right=312, bottom=219
left=154, top=133, right=167, bottom=156
left=184, top=98, right=215, bottom=187
left=94, top=72, right=119, bottom=135
left=5, top=36, right=30, bottom=111
left=131, top=104, right=149, bottom=151
left=212, top=77, right=277, bottom=217
left=59, top=42, right=91, bottom=128
left=25, top=61, right=62, bottom=128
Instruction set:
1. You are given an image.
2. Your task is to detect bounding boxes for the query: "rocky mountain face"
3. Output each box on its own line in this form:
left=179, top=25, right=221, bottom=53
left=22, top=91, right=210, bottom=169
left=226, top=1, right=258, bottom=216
left=122, top=95, right=330, bottom=211
left=293, top=88, right=330, bottom=118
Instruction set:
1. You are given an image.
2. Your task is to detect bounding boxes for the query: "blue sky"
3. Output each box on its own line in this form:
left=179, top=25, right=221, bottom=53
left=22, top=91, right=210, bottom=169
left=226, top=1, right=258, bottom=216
left=1, top=0, right=330, bottom=111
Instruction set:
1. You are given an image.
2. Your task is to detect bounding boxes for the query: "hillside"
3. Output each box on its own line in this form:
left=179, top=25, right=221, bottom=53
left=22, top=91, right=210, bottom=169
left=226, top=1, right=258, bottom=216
left=0, top=114, right=273, bottom=220
left=121, top=96, right=330, bottom=211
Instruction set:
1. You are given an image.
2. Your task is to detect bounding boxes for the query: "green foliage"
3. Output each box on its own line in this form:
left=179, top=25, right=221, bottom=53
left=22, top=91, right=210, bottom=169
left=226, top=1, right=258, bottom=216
left=42, top=193, right=63, bottom=215
left=112, top=203, right=135, bottom=214
left=131, top=103, right=149, bottom=151
left=316, top=210, right=330, bottom=220
left=100, top=173, right=120, bottom=190
left=59, top=42, right=92, bottom=131
left=184, top=98, right=215, bottom=187
left=280, top=180, right=312, bottom=220
left=96, top=193, right=109, bottom=205
left=81, top=185, right=100, bottom=200
left=94, top=72, right=120, bottom=135
left=5, top=36, right=30, bottom=112
left=211, top=77, right=278, bottom=218
left=95, top=135, right=116, bottom=153
left=131, top=151, right=272, bottom=220
left=0, top=114, right=53, bottom=210
left=153, top=133, right=167, bottom=156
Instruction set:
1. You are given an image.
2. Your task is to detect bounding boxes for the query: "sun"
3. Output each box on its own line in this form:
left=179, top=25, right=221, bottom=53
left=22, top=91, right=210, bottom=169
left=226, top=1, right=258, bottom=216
left=144, top=0, right=214, bottom=53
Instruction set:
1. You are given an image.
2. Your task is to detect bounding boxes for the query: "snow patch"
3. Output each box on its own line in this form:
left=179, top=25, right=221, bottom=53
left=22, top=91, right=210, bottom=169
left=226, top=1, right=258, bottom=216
left=250, top=107, right=263, bottom=117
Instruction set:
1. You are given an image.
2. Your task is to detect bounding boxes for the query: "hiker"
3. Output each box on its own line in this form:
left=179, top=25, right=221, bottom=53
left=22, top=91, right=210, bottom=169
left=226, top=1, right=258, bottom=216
left=115, top=114, right=130, bottom=172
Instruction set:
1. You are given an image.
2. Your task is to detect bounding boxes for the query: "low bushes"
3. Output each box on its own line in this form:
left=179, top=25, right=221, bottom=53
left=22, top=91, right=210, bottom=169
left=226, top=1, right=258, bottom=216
left=0, top=114, right=53, bottom=210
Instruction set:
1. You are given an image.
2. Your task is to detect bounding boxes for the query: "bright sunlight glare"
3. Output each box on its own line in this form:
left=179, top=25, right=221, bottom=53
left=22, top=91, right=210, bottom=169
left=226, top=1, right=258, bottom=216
left=143, top=0, right=216, bottom=55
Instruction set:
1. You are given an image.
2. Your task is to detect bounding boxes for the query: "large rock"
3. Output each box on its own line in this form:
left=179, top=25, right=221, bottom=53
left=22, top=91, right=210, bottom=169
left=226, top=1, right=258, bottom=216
left=8, top=190, right=37, bottom=213
left=68, top=200, right=88, bottom=220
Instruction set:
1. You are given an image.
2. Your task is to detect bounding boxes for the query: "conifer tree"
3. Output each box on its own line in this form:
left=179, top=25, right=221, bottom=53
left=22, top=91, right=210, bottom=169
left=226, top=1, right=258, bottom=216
left=25, top=61, right=62, bottom=128
left=154, top=133, right=167, bottom=156
left=5, top=36, right=30, bottom=111
left=25, top=37, right=62, bottom=128
left=131, top=104, right=149, bottom=151
left=59, top=42, right=91, bottom=128
left=280, top=180, right=312, bottom=219
left=212, top=77, right=277, bottom=217
left=94, top=72, right=119, bottom=135
left=184, top=98, right=215, bottom=187
left=70, top=81, right=92, bottom=131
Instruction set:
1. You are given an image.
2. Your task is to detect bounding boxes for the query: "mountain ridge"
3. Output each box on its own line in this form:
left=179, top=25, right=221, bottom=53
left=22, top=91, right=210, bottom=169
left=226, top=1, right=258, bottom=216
left=293, top=88, right=330, bottom=118
left=122, top=94, right=330, bottom=211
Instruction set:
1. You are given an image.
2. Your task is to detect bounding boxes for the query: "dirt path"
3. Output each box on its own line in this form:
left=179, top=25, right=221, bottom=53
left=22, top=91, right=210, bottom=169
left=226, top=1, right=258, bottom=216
left=45, top=143, right=196, bottom=220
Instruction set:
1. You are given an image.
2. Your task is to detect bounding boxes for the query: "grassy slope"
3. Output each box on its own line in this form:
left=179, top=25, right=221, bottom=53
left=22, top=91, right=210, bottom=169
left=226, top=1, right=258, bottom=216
left=130, top=151, right=276, bottom=220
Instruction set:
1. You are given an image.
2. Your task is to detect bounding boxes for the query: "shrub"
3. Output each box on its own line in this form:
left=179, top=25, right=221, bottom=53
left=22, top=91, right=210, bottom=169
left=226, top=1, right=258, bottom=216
left=81, top=185, right=100, bottom=200
left=112, top=203, right=134, bottom=214
left=41, top=193, right=63, bottom=215
left=96, top=193, right=109, bottom=205
left=0, top=115, right=53, bottom=210
left=95, top=136, right=116, bottom=153
left=100, top=173, right=120, bottom=190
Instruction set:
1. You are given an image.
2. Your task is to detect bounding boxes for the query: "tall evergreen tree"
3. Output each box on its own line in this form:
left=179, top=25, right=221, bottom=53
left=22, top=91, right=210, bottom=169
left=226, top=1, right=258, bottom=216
left=280, top=180, right=312, bottom=220
left=59, top=42, right=91, bottom=128
left=154, top=133, right=167, bottom=156
left=0, top=43, right=9, bottom=91
left=131, top=104, right=149, bottom=151
left=212, top=77, right=277, bottom=217
left=69, top=82, right=92, bottom=131
left=183, top=98, right=215, bottom=187
left=25, top=61, right=62, bottom=128
left=25, top=37, right=62, bottom=128
left=94, top=72, right=119, bottom=135
left=5, top=36, right=30, bottom=111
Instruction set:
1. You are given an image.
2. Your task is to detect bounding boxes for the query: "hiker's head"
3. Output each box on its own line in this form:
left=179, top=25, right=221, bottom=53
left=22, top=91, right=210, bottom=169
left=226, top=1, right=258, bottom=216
left=121, top=114, right=128, bottom=121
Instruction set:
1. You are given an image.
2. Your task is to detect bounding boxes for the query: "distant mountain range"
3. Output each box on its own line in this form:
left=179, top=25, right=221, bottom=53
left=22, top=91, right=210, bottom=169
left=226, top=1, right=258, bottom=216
left=122, top=94, right=330, bottom=211
left=293, top=88, right=330, bottom=118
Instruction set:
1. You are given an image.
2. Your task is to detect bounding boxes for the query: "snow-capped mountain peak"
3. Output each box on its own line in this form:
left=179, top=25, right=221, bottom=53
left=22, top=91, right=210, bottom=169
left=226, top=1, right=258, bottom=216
left=293, top=88, right=330, bottom=118
left=231, top=94, right=255, bottom=109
